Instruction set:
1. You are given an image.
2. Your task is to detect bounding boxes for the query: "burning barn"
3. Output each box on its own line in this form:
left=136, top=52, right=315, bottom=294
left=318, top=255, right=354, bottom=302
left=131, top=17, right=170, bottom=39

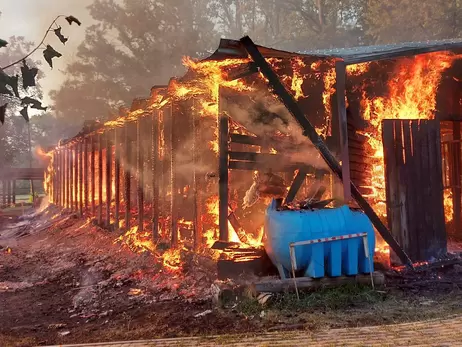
left=43, top=36, right=462, bottom=278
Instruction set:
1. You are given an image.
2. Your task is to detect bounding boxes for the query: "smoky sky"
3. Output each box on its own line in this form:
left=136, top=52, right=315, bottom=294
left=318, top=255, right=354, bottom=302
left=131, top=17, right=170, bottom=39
left=0, top=0, right=93, bottom=102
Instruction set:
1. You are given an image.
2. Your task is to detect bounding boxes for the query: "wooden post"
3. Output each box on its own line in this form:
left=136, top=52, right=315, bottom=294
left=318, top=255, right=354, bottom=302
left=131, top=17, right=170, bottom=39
left=171, top=104, right=179, bottom=246
left=66, top=147, right=70, bottom=209
left=240, top=36, right=412, bottom=266
left=12, top=180, right=16, bottom=205
left=114, top=128, right=120, bottom=230
left=79, top=142, right=84, bottom=216
left=6, top=180, right=11, bottom=205
left=124, top=125, right=131, bottom=229
left=84, top=138, right=89, bottom=212
left=151, top=111, right=159, bottom=241
left=98, top=134, right=103, bottom=225
left=106, top=133, right=112, bottom=227
left=335, top=61, right=351, bottom=202
left=91, top=136, right=96, bottom=215
left=1, top=181, right=5, bottom=207
left=192, top=99, right=200, bottom=250
left=71, top=146, right=76, bottom=210
left=60, top=149, right=64, bottom=207
left=55, top=151, right=59, bottom=205
left=452, top=122, right=461, bottom=234
left=137, top=119, right=144, bottom=232
left=218, top=93, right=229, bottom=242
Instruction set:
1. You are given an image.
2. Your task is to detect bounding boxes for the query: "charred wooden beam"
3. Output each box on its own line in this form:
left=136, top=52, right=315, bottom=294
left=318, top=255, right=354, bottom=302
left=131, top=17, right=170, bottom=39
left=218, top=97, right=229, bottom=242
left=124, top=125, right=131, bottom=230
left=60, top=149, right=64, bottom=207
left=6, top=179, right=11, bottom=206
left=1, top=181, right=5, bottom=206
left=12, top=180, right=16, bottom=205
left=72, top=146, right=77, bottom=211
left=79, top=142, right=84, bottom=216
left=230, top=133, right=263, bottom=146
left=335, top=61, right=351, bottom=201
left=452, top=122, right=461, bottom=233
left=225, top=62, right=258, bottom=81
left=66, top=147, right=70, bottom=209
left=170, top=104, right=179, bottom=246
left=91, top=136, right=96, bottom=214
left=98, top=134, right=103, bottom=225
left=284, top=169, right=308, bottom=204
left=151, top=111, right=159, bottom=241
left=137, top=120, right=144, bottom=232
left=240, top=35, right=412, bottom=266
left=106, top=133, right=112, bottom=227
left=114, top=128, right=120, bottom=230
left=191, top=100, right=202, bottom=251
left=84, top=138, right=89, bottom=212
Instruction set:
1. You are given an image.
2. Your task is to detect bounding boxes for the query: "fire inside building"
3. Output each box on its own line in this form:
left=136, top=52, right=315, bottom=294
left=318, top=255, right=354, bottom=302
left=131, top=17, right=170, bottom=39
left=43, top=36, right=462, bottom=282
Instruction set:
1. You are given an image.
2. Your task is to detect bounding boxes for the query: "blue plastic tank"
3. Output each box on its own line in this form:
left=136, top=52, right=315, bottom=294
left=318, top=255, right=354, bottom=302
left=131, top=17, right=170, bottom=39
left=264, top=200, right=375, bottom=279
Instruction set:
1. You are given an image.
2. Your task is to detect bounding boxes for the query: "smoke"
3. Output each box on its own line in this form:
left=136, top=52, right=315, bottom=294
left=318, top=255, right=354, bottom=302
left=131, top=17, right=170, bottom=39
left=227, top=92, right=329, bottom=170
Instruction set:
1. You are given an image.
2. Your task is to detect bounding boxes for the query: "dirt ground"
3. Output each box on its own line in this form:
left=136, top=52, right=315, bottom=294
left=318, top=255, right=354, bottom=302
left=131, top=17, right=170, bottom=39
left=1, top=206, right=462, bottom=347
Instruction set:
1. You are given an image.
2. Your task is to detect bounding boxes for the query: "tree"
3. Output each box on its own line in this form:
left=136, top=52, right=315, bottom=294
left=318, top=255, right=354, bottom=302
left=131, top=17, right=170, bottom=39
left=51, top=0, right=218, bottom=133
left=361, top=0, right=462, bottom=45
left=0, top=36, right=45, bottom=167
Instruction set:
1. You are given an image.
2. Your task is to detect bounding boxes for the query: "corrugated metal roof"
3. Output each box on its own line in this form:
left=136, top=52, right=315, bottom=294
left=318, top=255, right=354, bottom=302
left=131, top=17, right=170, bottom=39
left=299, top=38, right=462, bottom=64
left=206, top=38, right=462, bottom=64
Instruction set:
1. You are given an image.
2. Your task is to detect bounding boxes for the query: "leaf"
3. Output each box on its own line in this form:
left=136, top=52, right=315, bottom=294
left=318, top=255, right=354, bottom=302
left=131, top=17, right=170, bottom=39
left=43, top=45, right=62, bottom=69
left=20, top=106, right=29, bottom=122
left=21, top=60, right=39, bottom=90
left=0, top=70, right=19, bottom=97
left=65, top=15, right=82, bottom=26
left=54, top=27, right=68, bottom=45
left=0, top=39, right=8, bottom=48
left=21, top=97, right=48, bottom=111
left=0, top=103, right=7, bottom=124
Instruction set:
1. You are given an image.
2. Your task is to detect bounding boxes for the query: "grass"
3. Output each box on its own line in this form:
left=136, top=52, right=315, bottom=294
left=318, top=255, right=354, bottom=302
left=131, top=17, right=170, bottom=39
left=237, top=284, right=382, bottom=317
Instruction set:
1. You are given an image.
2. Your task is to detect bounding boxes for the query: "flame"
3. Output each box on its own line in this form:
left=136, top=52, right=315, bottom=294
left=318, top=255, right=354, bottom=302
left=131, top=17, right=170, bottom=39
left=290, top=57, right=307, bottom=100
left=162, top=247, right=182, bottom=271
left=36, top=146, right=53, bottom=159
left=358, top=52, right=460, bottom=216
left=114, top=226, right=155, bottom=253
left=444, top=189, right=454, bottom=222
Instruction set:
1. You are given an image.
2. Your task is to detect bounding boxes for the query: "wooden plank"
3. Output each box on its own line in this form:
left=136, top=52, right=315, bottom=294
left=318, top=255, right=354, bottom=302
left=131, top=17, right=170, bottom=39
left=84, top=138, right=89, bottom=211
left=230, top=133, right=262, bottom=146
left=218, top=96, right=229, bottom=242
left=170, top=103, right=179, bottom=246
left=284, top=169, right=308, bottom=204
left=151, top=111, right=159, bottom=241
left=452, top=122, right=461, bottom=233
left=114, top=128, right=120, bottom=229
left=90, top=136, right=96, bottom=214
left=426, top=121, right=447, bottom=257
left=78, top=142, right=83, bottom=215
left=98, top=135, right=103, bottom=225
left=137, top=120, right=144, bottom=232
left=106, top=134, right=112, bottom=227
left=253, top=272, right=385, bottom=293
left=335, top=61, right=351, bottom=201
left=124, top=125, right=131, bottom=229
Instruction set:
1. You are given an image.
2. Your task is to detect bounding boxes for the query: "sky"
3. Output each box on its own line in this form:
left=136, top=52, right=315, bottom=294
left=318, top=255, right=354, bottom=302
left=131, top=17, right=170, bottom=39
left=0, top=0, right=94, bottom=103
